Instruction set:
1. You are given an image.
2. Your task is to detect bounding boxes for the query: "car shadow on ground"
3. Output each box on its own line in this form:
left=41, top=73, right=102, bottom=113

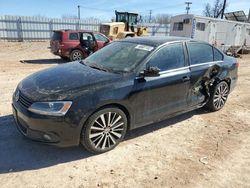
left=0, top=108, right=205, bottom=174
left=20, top=58, right=68, bottom=64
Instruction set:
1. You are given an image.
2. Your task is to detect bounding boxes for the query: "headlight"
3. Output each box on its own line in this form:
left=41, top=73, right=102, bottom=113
left=28, top=101, right=72, bottom=116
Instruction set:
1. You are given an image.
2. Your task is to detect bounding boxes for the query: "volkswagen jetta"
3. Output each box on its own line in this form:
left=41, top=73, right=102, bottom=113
left=12, top=36, right=238, bottom=153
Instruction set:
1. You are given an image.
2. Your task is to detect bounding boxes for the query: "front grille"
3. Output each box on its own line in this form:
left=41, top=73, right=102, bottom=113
left=18, top=92, right=33, bottom=109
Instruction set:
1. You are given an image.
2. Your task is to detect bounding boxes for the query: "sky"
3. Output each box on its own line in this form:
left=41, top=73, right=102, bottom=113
left=0, top=0, right=249, bottom=20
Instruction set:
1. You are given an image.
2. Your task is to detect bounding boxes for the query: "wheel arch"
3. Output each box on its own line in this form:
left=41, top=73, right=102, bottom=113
left=70, top=47, right=84, bottom=54
left=94, top=103, right=131, bottom=131
left=80, top=102, right=131, bottom=135
left=214, top=76, right=231, bottom=91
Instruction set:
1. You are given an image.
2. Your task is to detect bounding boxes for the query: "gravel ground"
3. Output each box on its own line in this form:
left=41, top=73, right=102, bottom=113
left=0, top=41, right=250, bottom=188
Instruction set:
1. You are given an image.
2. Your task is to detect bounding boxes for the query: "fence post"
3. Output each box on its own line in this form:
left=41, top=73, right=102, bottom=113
left=166, top=24, right=168, bottom=36
left=152, top=25, right=155, bottom=36
left=76, top=19, right=80, bottom=30
left=49, top=20, right=53, bottom=38
left=17, top=17, right=23, bottom=41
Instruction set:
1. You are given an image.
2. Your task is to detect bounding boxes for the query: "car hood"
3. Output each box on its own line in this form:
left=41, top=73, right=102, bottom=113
left=18, top=61, right=121, bottom=101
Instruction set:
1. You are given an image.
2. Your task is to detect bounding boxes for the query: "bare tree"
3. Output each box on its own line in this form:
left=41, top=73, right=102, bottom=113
left=203, top=0, right=227, bottom=18
left=152, top=14, right=171, bottom=24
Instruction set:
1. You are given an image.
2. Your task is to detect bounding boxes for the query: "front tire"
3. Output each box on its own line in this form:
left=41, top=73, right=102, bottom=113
left=81, top=107, right=128, bottom=154
left=206, top=81, right=229, bottom=111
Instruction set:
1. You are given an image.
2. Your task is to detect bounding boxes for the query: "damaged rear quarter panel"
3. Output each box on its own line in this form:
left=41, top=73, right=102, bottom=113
left=188, top=59, right=235, bottom=107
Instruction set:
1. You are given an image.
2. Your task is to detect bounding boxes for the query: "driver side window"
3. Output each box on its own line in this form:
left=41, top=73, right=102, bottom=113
left=147, top=43, right=185, bottom=72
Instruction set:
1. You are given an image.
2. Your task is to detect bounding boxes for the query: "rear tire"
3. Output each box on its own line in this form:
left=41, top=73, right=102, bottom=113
left=81, top=107, right=128, bottom=154
left=205, top=81, right=229, bottom=111
left=70, top=49, right=84, bottom=61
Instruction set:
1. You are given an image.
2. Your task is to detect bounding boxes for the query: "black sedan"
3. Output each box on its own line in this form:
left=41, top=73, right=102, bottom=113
left=12, top=36, right=238, bottom=153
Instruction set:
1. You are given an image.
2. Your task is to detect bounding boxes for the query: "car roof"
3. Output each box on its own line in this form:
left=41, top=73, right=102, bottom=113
left=101, top=22, right=125, bottom=26
left=53, top=30, right=100, bottom=34
left=120, top=36, right=195, bottom=47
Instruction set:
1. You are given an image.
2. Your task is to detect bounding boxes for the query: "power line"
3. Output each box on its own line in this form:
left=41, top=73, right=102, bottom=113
left=149, top=3, right=184, bottom=11
left=78, top=5, right=112, bottom=12
left=79, top=3, right=185, bottom=15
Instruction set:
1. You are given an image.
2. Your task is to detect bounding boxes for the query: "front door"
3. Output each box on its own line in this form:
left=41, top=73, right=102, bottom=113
left=94, top=33, right=109, bottom=49
left=132, top=43, right=190, bottom=126
left=80, top=32, right=98, bottom=53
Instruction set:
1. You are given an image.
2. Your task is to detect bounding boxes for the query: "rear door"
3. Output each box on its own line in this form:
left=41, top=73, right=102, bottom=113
left=186, top=42, right=221, bottom=107
left=80, top=32, right=99, bottom=52
left=133, top=42, right=191, bottom=125
left=67, top=32, right=81, bottom=48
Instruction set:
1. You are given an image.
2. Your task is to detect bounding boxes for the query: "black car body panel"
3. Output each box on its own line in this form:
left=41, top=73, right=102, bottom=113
left=18, top=62, right=121, bottom=101
left=12, top=36, right=238, bottom=147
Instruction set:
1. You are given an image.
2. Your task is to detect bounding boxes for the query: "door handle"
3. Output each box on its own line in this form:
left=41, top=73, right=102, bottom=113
left=182, top=76, right=190, bottom=82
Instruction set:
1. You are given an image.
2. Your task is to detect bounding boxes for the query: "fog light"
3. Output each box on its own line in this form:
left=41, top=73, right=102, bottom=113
left=43, top=134, right=52, bottom=141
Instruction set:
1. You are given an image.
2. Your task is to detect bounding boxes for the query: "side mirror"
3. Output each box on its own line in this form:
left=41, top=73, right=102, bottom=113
left=139, top=66, right=160, bottom=77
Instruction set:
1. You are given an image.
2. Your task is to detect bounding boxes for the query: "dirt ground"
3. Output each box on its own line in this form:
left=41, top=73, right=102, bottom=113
left=0, top=41, right=249, bottom=188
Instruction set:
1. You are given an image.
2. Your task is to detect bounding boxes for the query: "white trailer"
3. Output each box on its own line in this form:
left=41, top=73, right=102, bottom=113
left=170, top=14, right=250, bottom=52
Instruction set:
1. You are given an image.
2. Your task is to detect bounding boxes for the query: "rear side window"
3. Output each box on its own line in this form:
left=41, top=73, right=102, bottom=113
left=51, top=31, right=62, bottom=41
left=213, top=47, right=224, bottom=61
left=187, top=42, right=213, bottom=65
left=69, top=33, right=79, bottom=40
left=147, top=43, right=185, bottom=71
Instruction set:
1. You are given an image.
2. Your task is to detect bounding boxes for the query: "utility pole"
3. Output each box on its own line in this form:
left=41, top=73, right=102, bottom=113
left=185, top=2, right=192, bottom=14
left=149, top=10, right=152, bottom=23
left=78, top=5, right=81, bottom=20
left=220, top=0, right=226, bottom=19
left=248, top=8, right=250, bottom=23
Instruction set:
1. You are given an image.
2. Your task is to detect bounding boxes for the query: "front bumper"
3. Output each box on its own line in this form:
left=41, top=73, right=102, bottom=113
left=12, top=102, right=81, bottom=147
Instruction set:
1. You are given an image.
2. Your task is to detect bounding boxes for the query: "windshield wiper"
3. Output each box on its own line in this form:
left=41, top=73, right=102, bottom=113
left=88, top=63, right=110, bottom=72
left=79, top=60, right=87, bottom=65
left=79, top=61, right=111, bottom=72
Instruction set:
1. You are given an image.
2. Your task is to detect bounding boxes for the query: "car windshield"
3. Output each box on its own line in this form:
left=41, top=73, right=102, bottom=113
left=83, top=41, right=154, bottom=73
left=100, top=25, right=110, bottom=36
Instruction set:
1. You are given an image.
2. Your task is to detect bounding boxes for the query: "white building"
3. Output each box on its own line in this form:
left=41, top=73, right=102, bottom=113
left=170, top=14, right=250, bottom=51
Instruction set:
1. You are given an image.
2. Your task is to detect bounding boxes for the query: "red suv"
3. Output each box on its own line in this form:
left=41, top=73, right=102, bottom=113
left=50, top=30, right=110, bottom=61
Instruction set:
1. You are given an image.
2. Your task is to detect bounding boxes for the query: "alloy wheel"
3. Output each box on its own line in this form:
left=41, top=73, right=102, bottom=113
left=213, top=82, right=229, bottom=109
left=72, top=51, right=82, bottom=60
left=89, top=112, right=125, bottom=150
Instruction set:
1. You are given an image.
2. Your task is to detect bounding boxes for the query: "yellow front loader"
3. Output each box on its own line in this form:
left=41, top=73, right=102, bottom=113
left=100, top=11, right=148, bottom=40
